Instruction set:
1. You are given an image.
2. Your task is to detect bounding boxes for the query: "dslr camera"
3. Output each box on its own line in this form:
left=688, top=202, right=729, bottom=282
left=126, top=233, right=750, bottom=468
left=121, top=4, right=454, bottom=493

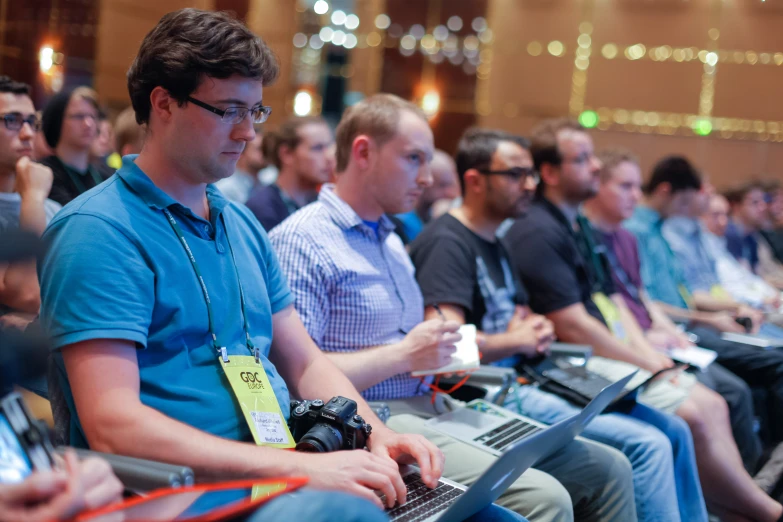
left=288, top=396, right=372, bottom=452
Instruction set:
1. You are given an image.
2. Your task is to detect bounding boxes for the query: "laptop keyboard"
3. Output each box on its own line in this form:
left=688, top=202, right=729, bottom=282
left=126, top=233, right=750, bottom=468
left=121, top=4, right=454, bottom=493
left=387, top=472, right=463, bottom=522
left=473, top=418, right=542, bottom=452
left=543, top=368, right=612, bottom=398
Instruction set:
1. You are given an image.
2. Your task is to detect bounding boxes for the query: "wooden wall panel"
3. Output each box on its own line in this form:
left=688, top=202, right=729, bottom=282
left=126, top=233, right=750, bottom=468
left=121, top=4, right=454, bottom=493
left=95, top=0, right=213, bottom=108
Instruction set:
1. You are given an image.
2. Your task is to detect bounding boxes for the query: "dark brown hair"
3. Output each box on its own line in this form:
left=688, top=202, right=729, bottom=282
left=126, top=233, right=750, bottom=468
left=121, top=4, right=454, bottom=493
left=262, top=116, right=326, bottom=170
left=127, top=8, right=278, bottom=125
left=529, top=118, right=585, bottom=172
left=0, top=76, right=30, bottom=96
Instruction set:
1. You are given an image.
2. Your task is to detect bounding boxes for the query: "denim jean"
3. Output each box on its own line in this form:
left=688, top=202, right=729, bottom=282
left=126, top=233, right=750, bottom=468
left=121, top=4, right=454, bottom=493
left=242, top=488, right=529, bottom=522
left=506, top=385, right=708, bottom=522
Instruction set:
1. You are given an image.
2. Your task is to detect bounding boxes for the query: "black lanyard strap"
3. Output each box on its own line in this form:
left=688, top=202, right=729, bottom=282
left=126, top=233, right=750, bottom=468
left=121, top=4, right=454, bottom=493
left=162, top=207, right=258, bottom=363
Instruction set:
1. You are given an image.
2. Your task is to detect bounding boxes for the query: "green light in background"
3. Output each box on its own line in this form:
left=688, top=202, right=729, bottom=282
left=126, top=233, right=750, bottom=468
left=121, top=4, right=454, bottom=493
left=693, top=119, right=713, bottom=136
left=579, top=110, right=599, bottom=129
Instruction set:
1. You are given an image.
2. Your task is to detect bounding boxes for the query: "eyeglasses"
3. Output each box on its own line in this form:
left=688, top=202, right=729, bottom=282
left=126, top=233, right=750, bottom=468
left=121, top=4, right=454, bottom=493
left=478, top=167, right=539, bottom=183
left=1, top=113, right=41, bottom=132
left=186, top=96, right=272, bottom=125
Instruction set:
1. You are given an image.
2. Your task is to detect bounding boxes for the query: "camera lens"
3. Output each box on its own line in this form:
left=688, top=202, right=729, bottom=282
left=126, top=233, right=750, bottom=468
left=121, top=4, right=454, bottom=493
left=295, top=423, right=343, bottom=452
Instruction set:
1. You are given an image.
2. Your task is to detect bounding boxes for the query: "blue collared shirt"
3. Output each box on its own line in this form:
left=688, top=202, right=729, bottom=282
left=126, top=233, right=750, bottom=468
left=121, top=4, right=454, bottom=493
left=623, top=206, right=691, bottom=308
left=661, top=217, right=720, bottom=294
left=270, top=185, right=428, bottom=401
left=39, top=155, right=294, bottom=447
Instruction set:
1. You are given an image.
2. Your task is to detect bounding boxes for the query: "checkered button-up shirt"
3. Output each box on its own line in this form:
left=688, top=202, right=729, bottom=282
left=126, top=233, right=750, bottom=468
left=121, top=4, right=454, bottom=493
left=269, top=185, right=428, bottom=400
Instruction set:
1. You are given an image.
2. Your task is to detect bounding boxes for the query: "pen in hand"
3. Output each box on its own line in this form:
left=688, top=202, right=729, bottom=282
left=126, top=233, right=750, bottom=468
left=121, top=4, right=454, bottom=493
left=433, top=304, right=446, bottom=322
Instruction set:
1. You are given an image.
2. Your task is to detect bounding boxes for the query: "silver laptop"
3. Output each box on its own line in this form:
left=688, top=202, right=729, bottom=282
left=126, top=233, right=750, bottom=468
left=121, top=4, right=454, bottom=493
left=426, top=370, right=637, bottom=457
left=385, top=371, right=637, bottom=522
left=721, top=332, right=783, bottom=349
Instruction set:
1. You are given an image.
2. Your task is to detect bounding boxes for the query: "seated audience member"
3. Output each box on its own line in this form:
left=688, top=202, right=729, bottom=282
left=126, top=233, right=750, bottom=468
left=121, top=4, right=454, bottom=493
left=725, top=182, right=783, bottom=290
left=89, top=111, right=116, bottom=179
left=215, top=131, right=264, bottom=204
left=410, top=127, right=704, bottom=522
left=702, top=192, right=781, bottom=313
left=37, top=10, right=444, bottom=519
left=660, top=172, right=783, bottom=335
left=393, top=149, right=460, bottom=243
left=623, top=155, right=783, bottom=447
left=272, top=93, right=649, bottom=522
left=580, top=148, right=780, bottom=519
left=245, top=116, right=333, bottom=230
left=0, top=451, right=123, bottom=522
left=0, top=76, right=61, bottom=329
left=112, top=106, right=145, bottom=158
left=759, top=182, right=783, bottom=264
left=40, top=87, right=104, bottom=206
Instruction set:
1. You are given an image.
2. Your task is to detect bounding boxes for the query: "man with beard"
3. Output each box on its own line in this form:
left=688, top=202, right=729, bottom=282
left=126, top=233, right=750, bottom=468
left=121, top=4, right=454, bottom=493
left=410, top=127, right=703, bottom=522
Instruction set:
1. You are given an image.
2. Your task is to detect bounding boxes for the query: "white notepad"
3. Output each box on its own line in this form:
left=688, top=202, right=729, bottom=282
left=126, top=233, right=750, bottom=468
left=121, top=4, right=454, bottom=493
left=411, top=324, right=481, bottom=376
left=668, top=345, right=717, bottom=370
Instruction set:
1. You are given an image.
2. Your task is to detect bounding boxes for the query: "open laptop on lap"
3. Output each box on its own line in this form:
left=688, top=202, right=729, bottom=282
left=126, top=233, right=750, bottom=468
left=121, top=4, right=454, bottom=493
left=424, top=370, right=635, bottom=458
left=385, top=372, right=636, bottom=521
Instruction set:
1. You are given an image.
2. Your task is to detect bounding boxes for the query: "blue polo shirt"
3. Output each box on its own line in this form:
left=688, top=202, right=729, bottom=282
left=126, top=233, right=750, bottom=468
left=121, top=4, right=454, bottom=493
left=623, top=205, right=691, bottom=309
left=39, top=156, right=294, bottom=448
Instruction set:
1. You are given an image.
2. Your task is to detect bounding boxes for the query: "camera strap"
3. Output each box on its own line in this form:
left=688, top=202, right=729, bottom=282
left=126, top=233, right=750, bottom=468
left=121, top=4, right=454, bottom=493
left=162, top=208, right=294, bottom=448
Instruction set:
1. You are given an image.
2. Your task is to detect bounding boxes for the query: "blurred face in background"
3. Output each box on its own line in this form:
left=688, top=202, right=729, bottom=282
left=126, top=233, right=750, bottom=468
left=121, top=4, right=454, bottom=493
left=735, top=188, right=767, bottom=231
left=90, top=118, right=114, bottom=159
left=419, top=151, right=460, bottom=212
left=280, top=122, right=335, bottom=187
left=593, top=160, right=643, bottom=224
left=555, top=129, right=602, bottom=204
left=60, top=95, right=99, bottom=151
left=704, top=194, right=730, bottom=237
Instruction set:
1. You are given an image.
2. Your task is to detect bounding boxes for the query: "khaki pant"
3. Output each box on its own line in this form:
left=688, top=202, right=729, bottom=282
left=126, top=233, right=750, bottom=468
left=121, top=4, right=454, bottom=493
left=385, top=395, right=637, bottom=522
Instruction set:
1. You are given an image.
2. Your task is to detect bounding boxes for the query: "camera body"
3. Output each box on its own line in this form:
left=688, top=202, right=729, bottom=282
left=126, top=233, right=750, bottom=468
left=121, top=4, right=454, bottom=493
left=288, top=396, right=372, bottom=452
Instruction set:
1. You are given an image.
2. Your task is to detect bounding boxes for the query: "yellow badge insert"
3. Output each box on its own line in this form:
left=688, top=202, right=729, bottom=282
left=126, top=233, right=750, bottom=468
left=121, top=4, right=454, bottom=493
left=221, top=355, right=295, bottom=448
left=592, top=292, right=628, bottom=342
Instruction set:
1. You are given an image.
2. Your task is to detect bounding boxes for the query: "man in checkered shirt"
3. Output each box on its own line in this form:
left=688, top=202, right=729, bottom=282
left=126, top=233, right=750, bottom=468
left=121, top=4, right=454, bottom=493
left=270, top=94, right=637, bottom=522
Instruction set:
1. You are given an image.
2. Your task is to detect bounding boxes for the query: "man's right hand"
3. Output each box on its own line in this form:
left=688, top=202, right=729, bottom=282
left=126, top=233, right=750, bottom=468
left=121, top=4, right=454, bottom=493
left=706, top=311, right=746, bottom=334
left=15, top=157, right=53, bottom=202
left=399, top=319, right=461, bottom=373
left=291, top=449, right=408, bottom=509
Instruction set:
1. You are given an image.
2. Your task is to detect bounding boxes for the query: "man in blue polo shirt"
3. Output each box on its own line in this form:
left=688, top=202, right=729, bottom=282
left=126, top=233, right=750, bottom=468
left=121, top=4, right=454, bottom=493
left=37, top=9, right=453, bottom=521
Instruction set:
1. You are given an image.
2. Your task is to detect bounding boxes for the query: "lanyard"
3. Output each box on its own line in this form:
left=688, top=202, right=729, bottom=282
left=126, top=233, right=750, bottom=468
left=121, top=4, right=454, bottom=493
left=162, top=207, right=258, bottom=364
left=600, top=236, right=640, bottom=302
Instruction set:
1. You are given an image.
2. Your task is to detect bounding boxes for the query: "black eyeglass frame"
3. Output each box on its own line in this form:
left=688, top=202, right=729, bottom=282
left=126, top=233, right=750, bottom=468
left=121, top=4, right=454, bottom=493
left=477, top=167, right=540, bottom=183
left=186, top=96, right=272, bottom=125
left=1, top=113, right=41, bottom=132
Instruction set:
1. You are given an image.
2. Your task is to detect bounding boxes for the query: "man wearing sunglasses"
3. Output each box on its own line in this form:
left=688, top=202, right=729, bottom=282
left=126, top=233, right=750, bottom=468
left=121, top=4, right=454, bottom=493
left=0, top=75, right=60, bottom=328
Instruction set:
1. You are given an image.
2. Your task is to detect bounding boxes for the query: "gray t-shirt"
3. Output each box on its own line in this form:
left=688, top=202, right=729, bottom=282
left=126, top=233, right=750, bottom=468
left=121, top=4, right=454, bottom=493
left=0, top=193, right=61, bottom=232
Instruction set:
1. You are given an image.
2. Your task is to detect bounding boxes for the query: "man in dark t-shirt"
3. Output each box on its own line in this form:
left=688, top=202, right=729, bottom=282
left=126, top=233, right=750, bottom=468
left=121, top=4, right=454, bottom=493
left=409, top=127, right=702, bottom=522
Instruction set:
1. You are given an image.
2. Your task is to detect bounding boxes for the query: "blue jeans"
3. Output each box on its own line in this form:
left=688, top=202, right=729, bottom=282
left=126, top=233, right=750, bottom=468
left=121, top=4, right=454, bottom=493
left=243, top=489, right=528, bottom=522
left=760, top=323, right=783, bottom=340
left=507, top=385, right=707, bottom=522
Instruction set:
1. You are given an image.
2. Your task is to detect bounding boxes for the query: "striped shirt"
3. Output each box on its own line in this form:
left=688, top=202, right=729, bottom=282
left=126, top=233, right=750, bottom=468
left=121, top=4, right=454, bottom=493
left=269, top=185, right=428, bottom=401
